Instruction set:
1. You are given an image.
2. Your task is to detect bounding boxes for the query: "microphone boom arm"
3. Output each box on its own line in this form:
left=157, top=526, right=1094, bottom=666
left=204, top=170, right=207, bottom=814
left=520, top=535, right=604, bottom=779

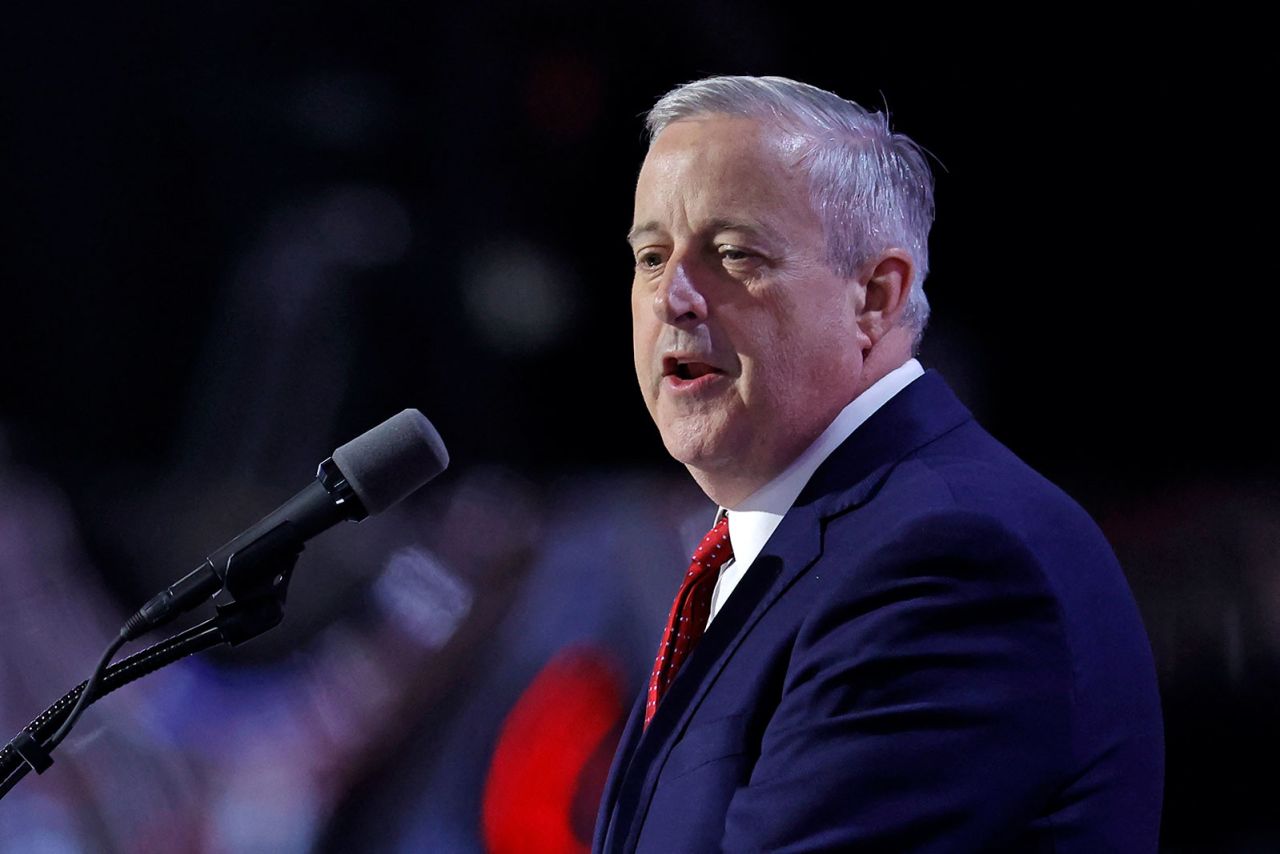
left=0, top=544, right=306, bottom=799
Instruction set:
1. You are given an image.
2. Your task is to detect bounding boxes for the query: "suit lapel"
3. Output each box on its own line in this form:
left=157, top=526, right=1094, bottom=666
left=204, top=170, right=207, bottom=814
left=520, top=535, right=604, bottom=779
left=609, top=500, right=823, bottom=852
left=600, top=371, right=974, bottom=852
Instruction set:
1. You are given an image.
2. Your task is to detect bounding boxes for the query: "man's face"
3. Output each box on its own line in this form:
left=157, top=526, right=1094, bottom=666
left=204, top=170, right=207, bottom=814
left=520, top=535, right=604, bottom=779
left=630, top=116, right=869, bottom=504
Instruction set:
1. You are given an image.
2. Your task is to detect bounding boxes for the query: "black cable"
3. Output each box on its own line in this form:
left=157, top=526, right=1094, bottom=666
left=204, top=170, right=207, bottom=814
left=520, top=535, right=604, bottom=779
left=46, top=632, right=127, bottom=751
left=0, top=619, right=225, bottom=801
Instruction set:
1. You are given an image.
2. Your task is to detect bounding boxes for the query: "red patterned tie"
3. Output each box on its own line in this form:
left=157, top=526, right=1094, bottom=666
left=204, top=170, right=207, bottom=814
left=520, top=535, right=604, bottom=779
left=644, top=515, right=734, bottom=729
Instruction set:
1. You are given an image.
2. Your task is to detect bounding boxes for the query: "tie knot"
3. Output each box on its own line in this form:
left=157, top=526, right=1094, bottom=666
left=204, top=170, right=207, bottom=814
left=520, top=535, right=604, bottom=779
left=689, top=515, right=733, bottom=576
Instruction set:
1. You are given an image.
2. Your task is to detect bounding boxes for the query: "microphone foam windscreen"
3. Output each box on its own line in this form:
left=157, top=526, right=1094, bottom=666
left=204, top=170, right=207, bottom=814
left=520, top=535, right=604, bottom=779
left=332, top=409, right=450, bottom=515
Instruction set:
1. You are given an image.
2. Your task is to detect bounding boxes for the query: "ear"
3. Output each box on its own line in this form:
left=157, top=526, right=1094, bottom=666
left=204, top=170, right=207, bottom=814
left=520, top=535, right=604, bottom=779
left=856, top=250, right=915, bottom=347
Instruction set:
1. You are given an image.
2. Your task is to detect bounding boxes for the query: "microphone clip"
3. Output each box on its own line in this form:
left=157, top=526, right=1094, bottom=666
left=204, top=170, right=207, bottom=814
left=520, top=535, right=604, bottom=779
left=211, top=521, right=302, bottom=647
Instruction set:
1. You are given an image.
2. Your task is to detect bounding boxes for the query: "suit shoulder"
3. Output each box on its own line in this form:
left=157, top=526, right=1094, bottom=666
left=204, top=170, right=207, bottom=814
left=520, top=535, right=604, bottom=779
left=873, top=419, right=1113, bottom=557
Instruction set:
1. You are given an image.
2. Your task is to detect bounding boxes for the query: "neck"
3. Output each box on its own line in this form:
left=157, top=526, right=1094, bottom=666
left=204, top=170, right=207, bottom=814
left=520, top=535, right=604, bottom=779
left=687, top=465, right=779, bottom=510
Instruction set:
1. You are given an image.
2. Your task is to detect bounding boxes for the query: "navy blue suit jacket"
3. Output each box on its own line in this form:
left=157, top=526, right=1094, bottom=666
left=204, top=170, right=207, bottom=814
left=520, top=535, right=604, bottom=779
left=593, top=371, right=1163, bottom=852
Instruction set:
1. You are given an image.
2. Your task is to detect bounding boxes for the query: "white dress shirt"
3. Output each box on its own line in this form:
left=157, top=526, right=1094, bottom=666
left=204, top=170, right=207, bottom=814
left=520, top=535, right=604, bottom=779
left=706, top=359, right=925, bottom=626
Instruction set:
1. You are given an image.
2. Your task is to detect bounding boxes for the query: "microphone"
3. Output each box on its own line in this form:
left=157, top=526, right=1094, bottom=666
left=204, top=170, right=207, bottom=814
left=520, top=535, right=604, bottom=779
left=122, top=409, right=449, bottom=641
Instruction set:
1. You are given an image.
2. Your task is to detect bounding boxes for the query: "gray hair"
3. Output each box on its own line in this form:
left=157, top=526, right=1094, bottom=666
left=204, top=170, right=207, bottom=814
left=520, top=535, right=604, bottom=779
left=645, top=75, right=936, bottom=342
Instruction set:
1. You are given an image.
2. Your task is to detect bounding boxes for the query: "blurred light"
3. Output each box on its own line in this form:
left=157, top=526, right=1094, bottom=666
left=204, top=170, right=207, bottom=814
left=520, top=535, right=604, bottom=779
left=0, top=793, right=82, bottom=853
left=461, top=240, right=576, bottom=354
left=374, top=546, right=473, bottom=649
left=212, top=758, right=320, bottom=854
left=482, top=646, right=625, bottom=854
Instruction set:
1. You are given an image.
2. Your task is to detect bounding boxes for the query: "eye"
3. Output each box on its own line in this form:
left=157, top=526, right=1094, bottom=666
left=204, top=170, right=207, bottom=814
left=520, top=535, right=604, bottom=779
left=718, top=245, right=758, bottom=265
left=635, top=249, right=666, bottom=270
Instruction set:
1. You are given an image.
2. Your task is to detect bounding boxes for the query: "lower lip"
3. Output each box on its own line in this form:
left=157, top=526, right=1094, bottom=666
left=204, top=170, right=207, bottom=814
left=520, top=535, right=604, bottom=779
left=662, top=372, right=728, bottom=395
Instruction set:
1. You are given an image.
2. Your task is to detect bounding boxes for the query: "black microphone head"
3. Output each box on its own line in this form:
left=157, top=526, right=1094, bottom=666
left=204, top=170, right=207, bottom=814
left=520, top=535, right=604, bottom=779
left=332, top=409, right=449, bottom=515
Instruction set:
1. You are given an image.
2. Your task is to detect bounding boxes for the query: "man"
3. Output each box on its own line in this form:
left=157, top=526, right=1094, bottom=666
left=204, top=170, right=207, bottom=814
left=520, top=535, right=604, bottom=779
left=594, top=76, right=1163, bottom=852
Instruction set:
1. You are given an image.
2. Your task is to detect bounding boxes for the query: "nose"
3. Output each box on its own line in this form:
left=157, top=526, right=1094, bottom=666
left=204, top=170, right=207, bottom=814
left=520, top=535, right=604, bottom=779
left=653, top=256, right=708, bottom=325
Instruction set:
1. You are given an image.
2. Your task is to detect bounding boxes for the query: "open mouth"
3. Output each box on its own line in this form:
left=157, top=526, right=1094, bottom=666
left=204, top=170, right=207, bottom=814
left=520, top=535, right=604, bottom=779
left=663, top=357, right=722, bottom=381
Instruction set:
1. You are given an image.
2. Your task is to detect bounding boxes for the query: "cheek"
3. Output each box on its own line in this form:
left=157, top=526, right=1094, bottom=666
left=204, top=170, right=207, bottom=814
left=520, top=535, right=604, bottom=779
left=632, top=317, right=659, bottom=395
left=735, top=323, right=799, bottom=396
left=738, top=329, right=828, bottom=418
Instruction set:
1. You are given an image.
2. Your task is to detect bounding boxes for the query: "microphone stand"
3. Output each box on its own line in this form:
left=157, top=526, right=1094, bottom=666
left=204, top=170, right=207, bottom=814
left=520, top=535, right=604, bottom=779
left=0, top=537, right=303, bottom=800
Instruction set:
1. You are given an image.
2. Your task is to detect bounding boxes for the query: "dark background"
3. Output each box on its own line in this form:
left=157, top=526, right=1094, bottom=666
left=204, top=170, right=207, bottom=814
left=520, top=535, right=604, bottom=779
left=2, top=5, right=1274, bottom=851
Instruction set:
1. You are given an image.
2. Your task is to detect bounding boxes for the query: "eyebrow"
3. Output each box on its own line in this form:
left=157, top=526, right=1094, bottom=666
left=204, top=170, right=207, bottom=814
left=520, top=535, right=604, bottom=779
left=626, top=221, right=662, bottom=246
left=626, top=218, right=771, bottom=247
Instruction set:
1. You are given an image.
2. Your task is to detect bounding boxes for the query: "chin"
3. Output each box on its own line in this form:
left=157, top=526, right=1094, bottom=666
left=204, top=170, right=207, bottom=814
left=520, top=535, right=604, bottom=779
left=658, top=418, right=737, bottom=472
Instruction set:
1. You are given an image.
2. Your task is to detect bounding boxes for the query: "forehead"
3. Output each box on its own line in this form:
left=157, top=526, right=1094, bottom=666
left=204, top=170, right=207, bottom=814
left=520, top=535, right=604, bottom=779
left=633, top=116, right=820, bottom=239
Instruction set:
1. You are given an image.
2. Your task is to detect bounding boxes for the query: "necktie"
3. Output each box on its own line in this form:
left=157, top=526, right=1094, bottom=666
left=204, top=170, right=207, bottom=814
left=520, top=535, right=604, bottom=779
left=644, top=515, right=733, bottom=729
